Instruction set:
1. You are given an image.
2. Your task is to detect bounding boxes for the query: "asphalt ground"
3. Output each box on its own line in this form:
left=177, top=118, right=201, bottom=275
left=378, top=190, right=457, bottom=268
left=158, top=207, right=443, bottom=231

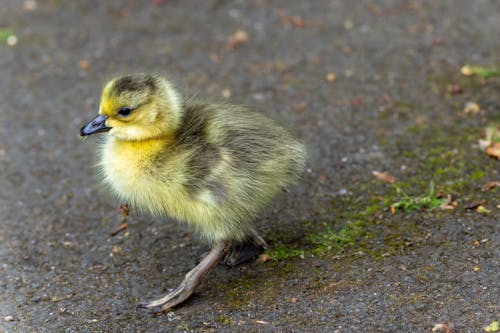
left=0, top=1, right=499, bottom=332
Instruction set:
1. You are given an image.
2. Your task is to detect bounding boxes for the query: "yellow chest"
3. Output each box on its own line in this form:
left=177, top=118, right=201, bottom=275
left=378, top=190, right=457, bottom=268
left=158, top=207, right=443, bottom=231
left=97, top=137, right=232, bottom=242
left=100, top=138, right=185, bottom=214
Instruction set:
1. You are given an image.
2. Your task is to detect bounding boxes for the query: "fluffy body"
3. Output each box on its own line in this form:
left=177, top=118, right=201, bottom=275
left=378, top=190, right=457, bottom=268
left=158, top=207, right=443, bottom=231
left=96, top=74, right=306, bottom=243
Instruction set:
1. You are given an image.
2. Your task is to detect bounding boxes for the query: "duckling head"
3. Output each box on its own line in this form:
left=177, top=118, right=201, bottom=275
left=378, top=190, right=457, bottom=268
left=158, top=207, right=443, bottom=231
left=80, top=73, right=182, bottom=141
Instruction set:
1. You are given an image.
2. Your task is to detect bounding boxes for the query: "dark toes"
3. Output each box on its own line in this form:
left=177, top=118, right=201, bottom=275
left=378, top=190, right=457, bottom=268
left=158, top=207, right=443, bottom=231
left=136, top=302, right=163, bottom=313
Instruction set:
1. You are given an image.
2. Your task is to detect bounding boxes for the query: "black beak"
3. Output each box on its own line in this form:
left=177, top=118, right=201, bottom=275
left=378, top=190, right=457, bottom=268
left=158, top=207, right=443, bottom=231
left=80, top=114, right=111, bottom=136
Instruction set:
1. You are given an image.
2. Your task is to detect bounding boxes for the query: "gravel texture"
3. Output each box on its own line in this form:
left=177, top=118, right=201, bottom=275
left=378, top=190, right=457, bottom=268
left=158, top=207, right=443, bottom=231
left=1, top=1, right=499, bottom=332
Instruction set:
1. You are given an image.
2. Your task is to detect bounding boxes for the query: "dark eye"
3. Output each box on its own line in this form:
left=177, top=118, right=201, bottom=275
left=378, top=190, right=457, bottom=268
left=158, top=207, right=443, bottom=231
left=118, top=107, right=132, bottom=116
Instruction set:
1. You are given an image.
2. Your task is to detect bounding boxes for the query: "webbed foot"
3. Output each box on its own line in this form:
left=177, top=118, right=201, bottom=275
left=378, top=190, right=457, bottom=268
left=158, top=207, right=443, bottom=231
left=225, top=228, right=267, bottom=266
left=137, top=242, right=227, bottom=313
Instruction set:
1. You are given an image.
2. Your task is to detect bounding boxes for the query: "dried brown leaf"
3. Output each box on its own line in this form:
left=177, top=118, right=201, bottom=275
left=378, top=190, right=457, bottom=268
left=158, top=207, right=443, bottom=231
left=290, top=16, right=306, bottom=28
left=151, top=0, right=169, bottom=6
left=447, top=84, right=463, bottom=95
left=278, top=12, right=307, bottom=28
left=476, top=205, right=491, bottom=214
left=256, top=253, right=270, bottom=264
left=325, top=72, right=336, bottom=82
left=228, top=29, right=249, bottom=49
left=439, top=195, right=456, bottom=210
left=486, top=142, right=500, bottom=159
left=364, top=3, right=383, bottom=15
left=109, top=223, right=128, bottom=237
left=432, top=321, right=455, bottom=333
left=465, top=200, right=485, bottom=210
left=432, top=37, right=445, bottom=46
left=79, top=60, right=90, bottom=70
left=372, top=171, right=396, bottom=183
left=119, top=204, right=129, bottom=216
left=481, top=181, right=500, bottom=191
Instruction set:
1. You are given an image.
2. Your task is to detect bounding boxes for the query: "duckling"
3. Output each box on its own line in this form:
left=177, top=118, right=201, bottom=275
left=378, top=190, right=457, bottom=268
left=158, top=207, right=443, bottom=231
left=80, top=73, right=306, bottom=312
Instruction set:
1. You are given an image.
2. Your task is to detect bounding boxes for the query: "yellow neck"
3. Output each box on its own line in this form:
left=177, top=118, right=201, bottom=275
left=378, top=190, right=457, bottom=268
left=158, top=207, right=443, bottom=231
left=107, top=135, right=174, bottom=163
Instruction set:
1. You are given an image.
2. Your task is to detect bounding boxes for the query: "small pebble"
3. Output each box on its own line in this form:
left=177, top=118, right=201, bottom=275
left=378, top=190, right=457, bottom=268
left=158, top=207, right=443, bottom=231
left=222, top=88, right=231, bottom=98
left=228, top=9, right=240, bottom=18
left=460, top=64, right=474, bottom=76
left=24, top=0, right=38, bottom=11
left=4, top=315, right=15, bottom=322
left=343, top=19, right=353, bottom=30
left=6, top=35, right=18, bottom=46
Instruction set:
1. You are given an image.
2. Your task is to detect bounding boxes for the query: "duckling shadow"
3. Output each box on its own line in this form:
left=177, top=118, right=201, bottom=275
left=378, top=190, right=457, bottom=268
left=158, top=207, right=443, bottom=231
left=257, top=193, right=313, bottom=249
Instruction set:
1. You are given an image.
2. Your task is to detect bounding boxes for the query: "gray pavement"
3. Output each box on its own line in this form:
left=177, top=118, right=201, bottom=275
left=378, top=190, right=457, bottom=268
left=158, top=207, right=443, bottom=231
left=1, top=1, right=499, bottom=332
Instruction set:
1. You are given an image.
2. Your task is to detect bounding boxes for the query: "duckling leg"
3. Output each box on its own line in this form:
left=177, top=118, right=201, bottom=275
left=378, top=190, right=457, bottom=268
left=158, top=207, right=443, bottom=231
left=138, top=241, right=227, bottom=313
left=225, top=228, right=267, bottom=266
